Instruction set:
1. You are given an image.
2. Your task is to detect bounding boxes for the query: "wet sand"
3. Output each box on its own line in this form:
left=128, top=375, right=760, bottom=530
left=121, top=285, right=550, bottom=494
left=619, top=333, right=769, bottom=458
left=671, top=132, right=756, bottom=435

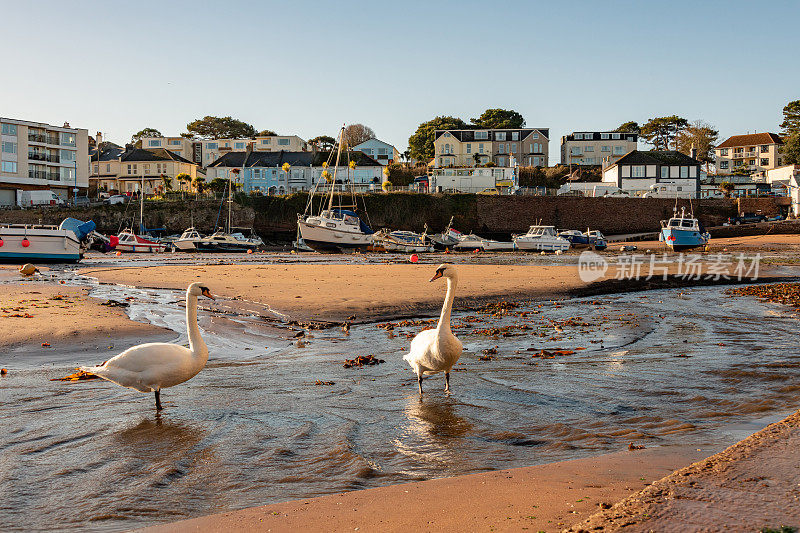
left=139, top=445, right=711, bottom=533
left=568, top=410, right=800, bottom=532
left=79, top=262, right=788, bottom=323
left=0, top=283, right=171, bottom=350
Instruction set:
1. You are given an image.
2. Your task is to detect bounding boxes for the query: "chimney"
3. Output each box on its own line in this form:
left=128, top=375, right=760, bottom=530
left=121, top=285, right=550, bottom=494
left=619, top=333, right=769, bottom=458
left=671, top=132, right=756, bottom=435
left=63, top=122, right=70, bottom=128
left=96, top=132, right=103, bottom=146
left=690, top=143, right=697, bottom=160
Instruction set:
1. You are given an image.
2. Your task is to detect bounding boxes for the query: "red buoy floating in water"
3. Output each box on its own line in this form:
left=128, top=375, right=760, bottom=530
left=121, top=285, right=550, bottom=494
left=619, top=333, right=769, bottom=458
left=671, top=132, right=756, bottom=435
left=409, top=254, right=419, bottom=263
left=21, top=238, right=30, bottom=248
left=247, top=249, right=253, bottom=254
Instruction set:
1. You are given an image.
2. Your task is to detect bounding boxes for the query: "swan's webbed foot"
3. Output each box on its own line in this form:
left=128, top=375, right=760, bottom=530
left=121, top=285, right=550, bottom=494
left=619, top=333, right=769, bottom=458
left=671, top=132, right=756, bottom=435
left=445, top=372, right=451, bottom=393
left=155, top=389, right=163, bottom=411
left=417, top=375, right=423, bottom=395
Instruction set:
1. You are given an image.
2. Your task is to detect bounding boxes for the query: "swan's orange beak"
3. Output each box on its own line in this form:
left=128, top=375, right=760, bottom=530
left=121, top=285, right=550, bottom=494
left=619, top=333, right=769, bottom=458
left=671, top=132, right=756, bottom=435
left=201, top=288, right=216, bottom=300
left=429, top=270, right=443, bottom=282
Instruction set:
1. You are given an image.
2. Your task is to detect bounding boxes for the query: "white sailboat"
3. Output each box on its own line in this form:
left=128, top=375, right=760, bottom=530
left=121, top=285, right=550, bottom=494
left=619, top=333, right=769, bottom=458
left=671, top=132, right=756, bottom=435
left=297, top=126, right=374, bottom=253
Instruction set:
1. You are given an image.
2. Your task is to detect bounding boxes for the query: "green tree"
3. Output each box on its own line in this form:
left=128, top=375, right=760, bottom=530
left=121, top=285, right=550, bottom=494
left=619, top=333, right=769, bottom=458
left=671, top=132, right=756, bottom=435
left=614, top=121, right=640, bottom=134
left=718, top=181, right=735, bottom=198
left=676, top=120, right=719, bottom=165
left=131, top=127, right=162, bottom=144
left=309, top=135, right=336, bottom=151
left=161, top=175, right=173, bottom=192
left=209, top=177, right=228, bottom=196
left=256, top=129, right=277, bottom=136
left=408, top=116, right=468, bottom=161
left=640, top=115, right=689, bottom=150
left=176, top=172, right=192, bottom=192
left=470, top=108, right=525, bottom=129
left=780, top=99, right=800, bottom=135
left=783, top=131, right=800, bottom=165
left=185, top=116, right=257, bottom=139
left=192, top=176, right=206, bottom=197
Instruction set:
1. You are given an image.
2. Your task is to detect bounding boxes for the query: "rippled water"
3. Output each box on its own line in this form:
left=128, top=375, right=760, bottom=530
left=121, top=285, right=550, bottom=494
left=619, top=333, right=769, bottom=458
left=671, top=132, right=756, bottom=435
left=2, top=276, right=800, bottom=531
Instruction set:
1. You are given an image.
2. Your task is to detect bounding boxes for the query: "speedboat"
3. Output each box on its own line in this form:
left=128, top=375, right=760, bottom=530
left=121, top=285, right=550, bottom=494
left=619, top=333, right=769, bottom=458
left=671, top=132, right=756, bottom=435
left=660, top=207, right=710, bottom=251
left=453, top=233, right=515, bottom=251
left=429, top=217, right=463, bottom=250
left=115, top=229, right=167, bottom=253
left=194, top=231, right=262, bottom=253
left=174, top=227, right=205, bottom=252
left=0, top=219, right=96, bottom=263
left=557, top=229, right=590, bottom=249
left=513, top=225, right=570, bottom=252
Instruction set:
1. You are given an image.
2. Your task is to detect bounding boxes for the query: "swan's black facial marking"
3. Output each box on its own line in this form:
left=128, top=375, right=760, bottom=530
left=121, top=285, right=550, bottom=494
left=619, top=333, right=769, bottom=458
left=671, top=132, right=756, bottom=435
left=430, top=266, right=445, bottom=282
left=199, top=286, right=215, bottom=299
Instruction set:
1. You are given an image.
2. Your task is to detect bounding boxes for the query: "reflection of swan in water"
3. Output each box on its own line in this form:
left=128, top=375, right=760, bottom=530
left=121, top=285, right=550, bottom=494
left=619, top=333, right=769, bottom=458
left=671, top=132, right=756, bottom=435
left=113, top=418, right=208, bottom=473
left=403, top=397, right=473, bottom=440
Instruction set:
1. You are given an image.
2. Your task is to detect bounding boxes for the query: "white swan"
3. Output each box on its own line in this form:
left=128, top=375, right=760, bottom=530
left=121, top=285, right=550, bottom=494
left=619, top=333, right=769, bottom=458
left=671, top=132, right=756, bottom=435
left=81, top=282, right=215, bottom=410
left=404, top=264, right=463, bottom=394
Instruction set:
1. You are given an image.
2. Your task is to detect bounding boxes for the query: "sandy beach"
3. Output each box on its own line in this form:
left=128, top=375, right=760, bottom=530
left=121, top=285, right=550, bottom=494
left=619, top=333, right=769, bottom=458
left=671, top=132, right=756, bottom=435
left=139, top=445, right=711, bottom=533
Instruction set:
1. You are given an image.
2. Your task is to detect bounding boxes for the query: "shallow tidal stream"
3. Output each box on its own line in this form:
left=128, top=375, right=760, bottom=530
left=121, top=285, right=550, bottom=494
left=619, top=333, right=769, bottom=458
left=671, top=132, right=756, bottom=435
left=2, top=276, right=800, bottom=531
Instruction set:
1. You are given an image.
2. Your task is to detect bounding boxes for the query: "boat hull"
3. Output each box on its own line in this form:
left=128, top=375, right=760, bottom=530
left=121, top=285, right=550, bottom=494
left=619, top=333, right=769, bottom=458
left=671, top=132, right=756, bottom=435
left=115, top=242, right=167, bottom=253
left=298, top=220, right=372, bottom=253
left=660, top=228, right=710, bottom=251
left=513, top=237, right=570, bottom=252
left=0, top=226, right=82, bottom=263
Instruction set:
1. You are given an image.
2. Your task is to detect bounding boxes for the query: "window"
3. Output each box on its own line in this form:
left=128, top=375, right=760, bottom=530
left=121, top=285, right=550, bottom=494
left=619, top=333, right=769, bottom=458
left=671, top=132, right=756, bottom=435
left=479, top=143, right=484, bottom=153
left=584, top=145, right=594, bottom=152
left=1, top=141, right=17, bottom=154
left=261, top=139, right=271, bottom=145
left=1, top=123, right=17, bottom=135
left=601, top=145, right=610, bottom=152
left=1, top=161, right=17, bottom=173
left=105, top=164, right=110, bottom=172
left=443, top=132, right=451, bottom=137
left=495, top=132, right=506, bottom=141
left=466, top=144, right=471, bottom=154
left=93, top=164, right=99, bottom=173
left=631, top=165, right=646, bottom=177
left=612, top=133, right=620, bottom=140
left=511, top=132, right=519, bottom=141
left=761, top=158, right=769, bottom=166
left=660, top=166, right=669, bottom=178
left=60, top=149, right=75, bottom=162
left=475, top=131, right=488, bottom=140
left=234, top=142, right=244, bottom=149
left=378, top=147, right=387, bottom=155
left=149, top=140, right=161, bottom=147
left=720, top=148, right=729, bottom=156
left=170, top=139, right=182, bottom=145
left=511, top=143, right=517, bottom=153
left=720, top=161, right=729, bottom=169
left=574, top=133, right=583, bottom=140
left=278, top=138, right=289, bottom=145
left=127, top=164, right=133, bottom=175
left=207, top=142, right=218, bottom=150
left=532, top=133, right=539, bottom=139
left=601, top=133, right=609, bottom=140
left=143, top=164, right=150, bottom=173
left=535, top=143, right=541, bottom=152
left=613, top=146, right=625, bottom=155
left=749, top=159, right=756, bottom=165
left=680, top=166, right=688, bottom=178
left=735, top=147, right=744, bottom=154
left=585, top=157, right=595, bottom=164
left=60, top=132, right=76, bottom=146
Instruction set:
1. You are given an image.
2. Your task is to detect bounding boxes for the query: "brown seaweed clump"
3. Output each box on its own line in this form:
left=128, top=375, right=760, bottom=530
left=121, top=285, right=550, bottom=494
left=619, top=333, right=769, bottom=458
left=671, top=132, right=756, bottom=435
left=343, top=355, right=385, bottom=369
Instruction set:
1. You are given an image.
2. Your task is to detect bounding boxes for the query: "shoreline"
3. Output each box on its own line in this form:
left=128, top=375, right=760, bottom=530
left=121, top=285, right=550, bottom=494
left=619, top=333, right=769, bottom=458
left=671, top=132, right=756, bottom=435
left=138, top=444, right=715, bottom=533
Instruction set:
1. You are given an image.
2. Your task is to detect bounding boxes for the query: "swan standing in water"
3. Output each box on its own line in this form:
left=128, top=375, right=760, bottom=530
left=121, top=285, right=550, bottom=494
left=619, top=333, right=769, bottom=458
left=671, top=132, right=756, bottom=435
left=81, top=282, right=215, bottom=410
left=404, top=264, right=463, bottom=394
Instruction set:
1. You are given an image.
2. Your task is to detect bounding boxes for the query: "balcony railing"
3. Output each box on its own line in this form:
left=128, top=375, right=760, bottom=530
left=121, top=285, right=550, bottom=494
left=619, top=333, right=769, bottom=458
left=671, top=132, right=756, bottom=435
left=28, top=152, right=60, bottom=163
left=28, top=170, right=61, bottom=180
left=28, top=133, right=61, bottom=145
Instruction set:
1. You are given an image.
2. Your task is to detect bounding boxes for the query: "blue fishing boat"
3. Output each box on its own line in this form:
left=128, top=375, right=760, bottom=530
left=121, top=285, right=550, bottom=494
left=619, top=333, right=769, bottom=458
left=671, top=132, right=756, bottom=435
left=659, top=207, right=710, bottom=251
left=584, top=230, right=608, bottom=251
left=557, top=229, right=591, bottom=249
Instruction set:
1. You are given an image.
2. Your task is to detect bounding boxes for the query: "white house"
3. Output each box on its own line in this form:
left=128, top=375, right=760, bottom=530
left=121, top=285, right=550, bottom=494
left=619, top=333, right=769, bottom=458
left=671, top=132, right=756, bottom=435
left=352, top=138, right=400, bottom=165
left=602, top=150, right=702, bottom=198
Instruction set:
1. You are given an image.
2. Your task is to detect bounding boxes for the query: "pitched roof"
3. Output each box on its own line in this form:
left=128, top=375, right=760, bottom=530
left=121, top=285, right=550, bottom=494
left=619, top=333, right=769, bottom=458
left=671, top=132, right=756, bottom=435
left=119, top=148, right=195, bottom=164
left=90, top=146, right=124, bottom=162
left=207, top=150, right=382, bottom=168
left=612, top=150, right=701, bottom=167
left=434, top=128, right=550, bottom=142
left=717, top=132, right=783, bottom=148
left=352, top=138, right=398, bottom=151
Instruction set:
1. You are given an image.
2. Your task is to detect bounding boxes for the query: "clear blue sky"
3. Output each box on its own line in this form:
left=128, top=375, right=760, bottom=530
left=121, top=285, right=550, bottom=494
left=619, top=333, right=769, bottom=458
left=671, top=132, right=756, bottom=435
left=3, top=0, right=798, bottom=160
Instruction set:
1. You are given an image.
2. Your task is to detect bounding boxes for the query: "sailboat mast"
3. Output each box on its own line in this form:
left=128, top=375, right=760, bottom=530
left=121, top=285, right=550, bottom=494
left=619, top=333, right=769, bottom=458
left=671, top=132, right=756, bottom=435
left=327, top=126, right=345, bottom=211
left=227, top=172, right=232, bottom=233
left=140, top=172, right=145, bottom=234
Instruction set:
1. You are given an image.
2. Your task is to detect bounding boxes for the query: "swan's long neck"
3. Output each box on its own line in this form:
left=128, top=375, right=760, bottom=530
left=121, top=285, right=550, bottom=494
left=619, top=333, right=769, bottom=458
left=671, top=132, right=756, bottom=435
left=186, top=292, right=209, bottom=364
left=437, top=276, right=457, bottom=333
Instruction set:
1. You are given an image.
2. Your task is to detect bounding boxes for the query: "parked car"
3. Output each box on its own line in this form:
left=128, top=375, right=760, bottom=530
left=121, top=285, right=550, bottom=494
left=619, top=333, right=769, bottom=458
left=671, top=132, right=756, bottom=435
left=477, top=188, right=500, bottom=195
left=73, top=196, right=90, bottom=207
left=104, top=194, right=127, bottom=205
left=728, top=213, right=767, bottom=225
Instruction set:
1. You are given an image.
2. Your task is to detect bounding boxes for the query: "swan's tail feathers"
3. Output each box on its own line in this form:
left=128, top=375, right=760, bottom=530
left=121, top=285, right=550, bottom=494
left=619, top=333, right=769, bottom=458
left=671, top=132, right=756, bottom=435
left=51, top=368, right=101, bottom=382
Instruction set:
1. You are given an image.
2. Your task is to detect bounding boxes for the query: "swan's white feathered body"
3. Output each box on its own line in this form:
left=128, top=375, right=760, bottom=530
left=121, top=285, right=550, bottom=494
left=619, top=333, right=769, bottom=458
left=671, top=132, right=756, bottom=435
left=80, top=282, right=213, bottom=409
left=404, top=264, right=463, bottom=393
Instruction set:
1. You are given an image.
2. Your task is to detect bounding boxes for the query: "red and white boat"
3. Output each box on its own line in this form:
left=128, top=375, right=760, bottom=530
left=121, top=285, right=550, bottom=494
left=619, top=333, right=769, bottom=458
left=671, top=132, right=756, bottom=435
left=115, top=229, right=167, bottom=253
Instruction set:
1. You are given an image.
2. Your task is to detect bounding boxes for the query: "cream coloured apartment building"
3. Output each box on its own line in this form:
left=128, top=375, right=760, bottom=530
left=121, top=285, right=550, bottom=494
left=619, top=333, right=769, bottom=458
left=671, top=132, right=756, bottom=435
left=91, top=147, right=199, bottom=195
left=433, top=128, right=549, bottom=168
left=714, top=132, right=784, bottom=174
left=141, top=135, right=308, bottom=167
left=0, top=117, right=89, bottom=206
left=560, top=131, right=638, bottom=166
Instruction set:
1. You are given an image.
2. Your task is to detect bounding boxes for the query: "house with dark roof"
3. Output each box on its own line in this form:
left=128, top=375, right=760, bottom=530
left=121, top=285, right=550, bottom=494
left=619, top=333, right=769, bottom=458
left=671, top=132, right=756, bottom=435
left=89, top=147, right=199, bottom=195
left=206, top=150, right=384, bottom=194
left=601, top=150, right=702, bottom=197
left=560, top=131, right=638, bottom=166
left=714, top=132, right=784, bottom=175
left=352, top=138, right=400, bottom=165
left=433, top=128, right=549, bottom=168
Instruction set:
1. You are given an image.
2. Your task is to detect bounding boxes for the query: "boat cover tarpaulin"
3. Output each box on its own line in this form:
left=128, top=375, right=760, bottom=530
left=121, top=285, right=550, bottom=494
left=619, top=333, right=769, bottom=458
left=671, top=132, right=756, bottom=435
left=332, top=209, right=374, bottom=234
left=59, top=218, right=96, bottom=241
